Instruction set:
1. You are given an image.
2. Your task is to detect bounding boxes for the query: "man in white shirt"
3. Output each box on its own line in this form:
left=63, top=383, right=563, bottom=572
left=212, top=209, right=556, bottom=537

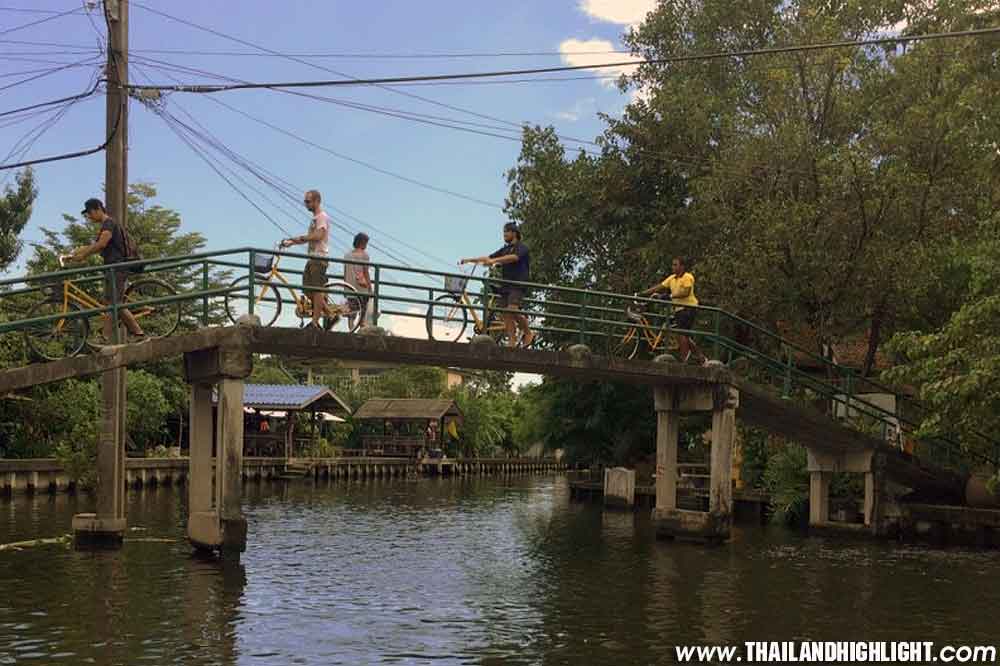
left=281, top=189, right=332, bottom=329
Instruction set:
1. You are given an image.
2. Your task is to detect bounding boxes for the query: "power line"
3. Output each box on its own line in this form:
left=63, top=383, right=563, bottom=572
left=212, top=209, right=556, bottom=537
left=132, top=65, right=455, bottom=275
left=132, top=57, right=794, bottom=183
left=0, top=55, right=101, bottom=92
left=0, top=38, right=99, bottom=47
left=0, top=53, right=101, bottom=66
left=0, top=6, right=67, bottom=14
left=140, top=79, right=507, bottom=209
left=127, top=26, right=1000, bottom=93
left=127, top=6, right=829, bottom=184
left=128, top=47, right=630, bottom=59
left=131, top=57, right=510, bottom=209
left=0, top=71, right=117, bottom=172
left=0, top=5, right=81, bottom=37
left=0, top=78, right=102, bottom=118
left=0, top=105, right=104, bottom=171
left=126, top=2, right=601, bottom=156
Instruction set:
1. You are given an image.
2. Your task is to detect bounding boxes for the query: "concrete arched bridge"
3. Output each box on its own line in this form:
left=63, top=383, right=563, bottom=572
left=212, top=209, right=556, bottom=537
left=0, top=248, right=992, bottom=554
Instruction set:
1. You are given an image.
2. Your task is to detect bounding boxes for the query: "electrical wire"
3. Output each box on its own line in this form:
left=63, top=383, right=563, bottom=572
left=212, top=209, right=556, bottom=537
left=133, top=64, right=456, bottom=277
left=121, top=2, right=950, bottom=181
left=129, top=47, right=631, bottom=59
left=131, top=56, right=802, bottom=184
left=0, top=54, right=101, bottom=92
left=0, top=78, right=102, bottom=118
left=131, top=56, right=509, bottom=209
left=0, top=71, right=116, bottom=171
left=126, top=1, right=617, bottom=158
left=0, top=5, right=81, bottom=37
left=0, top=6, right=67, bottom=14
left=126, top=26, right=1000, bottom=93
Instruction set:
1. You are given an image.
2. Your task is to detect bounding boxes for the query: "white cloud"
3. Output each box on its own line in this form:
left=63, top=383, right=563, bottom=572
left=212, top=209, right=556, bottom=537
left=559, top=38, right=642, bottom=90
left=379, top=305, right=437, bottom=340
left=578, top=0, right=657, bottom=27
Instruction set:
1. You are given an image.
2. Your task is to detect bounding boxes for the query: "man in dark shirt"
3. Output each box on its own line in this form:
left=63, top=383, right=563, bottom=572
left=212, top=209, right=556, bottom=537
left=460, top=222, right=534, bottom=348
left=65, top=198, right=144, bottom=342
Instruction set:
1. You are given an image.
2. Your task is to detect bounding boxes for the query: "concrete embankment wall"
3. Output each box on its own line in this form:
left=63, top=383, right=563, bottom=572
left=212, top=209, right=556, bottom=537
left=0, top=457, right=567, bottom=494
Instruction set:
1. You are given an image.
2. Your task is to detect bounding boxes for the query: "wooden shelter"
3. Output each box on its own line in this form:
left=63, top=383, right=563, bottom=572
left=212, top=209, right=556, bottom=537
left=214, top=384, right=352, bottom=457
left=353, top=399, right=463, bottom=457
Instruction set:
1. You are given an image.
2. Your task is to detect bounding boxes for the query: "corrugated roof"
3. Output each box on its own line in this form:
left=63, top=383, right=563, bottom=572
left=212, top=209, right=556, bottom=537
left=353, top=398, right=462, bottom=420
left=214, top=384, right=351, bottom=414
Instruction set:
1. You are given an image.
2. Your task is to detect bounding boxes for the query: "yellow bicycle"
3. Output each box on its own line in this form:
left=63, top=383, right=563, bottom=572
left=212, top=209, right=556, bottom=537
left=24, top=257, right=179, bottom=360
left=223, top=247, right=363, bottom=331
left=425, top=267, right=508, bottom=343
left=609, top=295, right=681, bottom=360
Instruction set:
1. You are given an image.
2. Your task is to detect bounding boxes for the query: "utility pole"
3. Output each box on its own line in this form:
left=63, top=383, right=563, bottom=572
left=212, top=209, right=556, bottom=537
left=72, top=0, right=130, bottom=549
left=105, top=0, right=128, bottom=225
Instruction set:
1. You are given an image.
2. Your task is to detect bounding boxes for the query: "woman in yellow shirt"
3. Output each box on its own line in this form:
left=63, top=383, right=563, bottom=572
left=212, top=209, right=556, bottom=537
left=638, top=257, right=706, bottom=364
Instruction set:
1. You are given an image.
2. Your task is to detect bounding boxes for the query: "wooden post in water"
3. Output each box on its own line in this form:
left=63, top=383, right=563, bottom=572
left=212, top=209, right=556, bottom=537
left=72, top=365, right=128, bottom=546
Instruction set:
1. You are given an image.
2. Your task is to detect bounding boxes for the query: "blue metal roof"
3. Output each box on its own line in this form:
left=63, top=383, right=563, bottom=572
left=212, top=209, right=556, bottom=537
left=214, top=384, right=350, bottom=413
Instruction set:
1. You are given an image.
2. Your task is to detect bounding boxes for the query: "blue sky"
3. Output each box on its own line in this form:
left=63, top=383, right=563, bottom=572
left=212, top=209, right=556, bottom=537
left=1, top=0, right=655, bottom=281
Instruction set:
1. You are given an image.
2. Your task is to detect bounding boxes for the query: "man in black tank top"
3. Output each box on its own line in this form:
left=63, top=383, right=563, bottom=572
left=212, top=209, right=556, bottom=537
left=66, top=198, right=145, bottom=342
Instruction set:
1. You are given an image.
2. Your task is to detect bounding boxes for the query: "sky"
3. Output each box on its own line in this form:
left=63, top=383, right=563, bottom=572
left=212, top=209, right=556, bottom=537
left=1, top=0, right=657, bottom=384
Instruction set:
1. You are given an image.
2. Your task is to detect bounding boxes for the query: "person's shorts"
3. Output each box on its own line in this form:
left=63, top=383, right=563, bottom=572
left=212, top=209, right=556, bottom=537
left=303, top=259, right=328, bottom=293
left=498, top=287, right=524, bottom=309
left=104, top=269, right=128, bottom=304
left=673, top=307, right=697, bottom=330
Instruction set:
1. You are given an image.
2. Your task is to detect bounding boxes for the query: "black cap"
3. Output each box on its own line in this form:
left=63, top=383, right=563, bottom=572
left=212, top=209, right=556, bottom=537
left=81, top=198, right=104, bottom=216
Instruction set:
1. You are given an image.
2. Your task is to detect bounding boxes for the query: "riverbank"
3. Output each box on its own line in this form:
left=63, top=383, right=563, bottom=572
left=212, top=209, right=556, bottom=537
left=0, top=456, right=568, bottom=495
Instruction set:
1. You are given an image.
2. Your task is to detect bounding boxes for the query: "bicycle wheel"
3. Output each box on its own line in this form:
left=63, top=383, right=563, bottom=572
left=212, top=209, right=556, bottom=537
left=125, top=278, right=180, bottom=339
left=426, top=294, right=468, bottom=342
left=609, top=328, right=640, bottom=360
left=323, top=279, right=361, bottom=332
left=225, top=275, right=282, bottom=327
left=24, top=300, right=89, bottom=360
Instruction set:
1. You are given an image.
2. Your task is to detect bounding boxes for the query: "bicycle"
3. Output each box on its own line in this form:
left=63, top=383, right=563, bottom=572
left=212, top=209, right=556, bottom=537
left=608, top=294, right=682, bottom=360
left=224, top=247, right=363, bottom=331
left=425, top=267, right=507, bottom=343
left=23, top=257, right=180, bottom=361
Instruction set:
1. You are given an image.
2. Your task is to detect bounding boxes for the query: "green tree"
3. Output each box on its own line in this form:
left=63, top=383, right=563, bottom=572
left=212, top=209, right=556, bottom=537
left=0, top=168, right=36, bottom=272
left=445, top=385, right=511, bottom=457
left=884, top=228, right=1000, bottom=478
left=507, top=1, right=1000, bottom=368
left=515, top=378, right=656, bottom=466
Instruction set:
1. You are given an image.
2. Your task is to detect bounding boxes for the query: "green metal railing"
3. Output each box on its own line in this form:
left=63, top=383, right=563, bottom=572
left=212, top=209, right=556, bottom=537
left=0, top=246, right=995, bottom=472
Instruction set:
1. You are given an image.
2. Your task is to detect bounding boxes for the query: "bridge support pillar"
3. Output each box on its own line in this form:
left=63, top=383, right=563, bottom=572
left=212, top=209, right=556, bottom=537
left=73, top=366, right=127, bottom=548
left=652, top=385, right=737, bottom=543
left=184, top=346, right=251, bottom=557
left=806, top=448, right=878, bottom=532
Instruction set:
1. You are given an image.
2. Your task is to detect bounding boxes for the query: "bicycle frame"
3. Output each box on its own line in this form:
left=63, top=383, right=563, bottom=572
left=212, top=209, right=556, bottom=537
left=455, top=266, right=505, bottom=335
left=46, top=278, right=110, bottom=335
left=255, top=252, right=312, bottom=314
left=621, top=309, right=676, bottom=353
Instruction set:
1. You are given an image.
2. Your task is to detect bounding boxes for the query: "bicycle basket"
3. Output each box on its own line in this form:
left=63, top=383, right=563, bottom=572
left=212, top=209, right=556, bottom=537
left=253, top=252, right=275, bottom=275
left=444, top=275, right=469, bottom=293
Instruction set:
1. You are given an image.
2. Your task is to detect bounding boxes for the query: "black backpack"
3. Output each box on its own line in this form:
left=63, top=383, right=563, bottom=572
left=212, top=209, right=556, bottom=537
left=119, top=221, right=144, bottom=272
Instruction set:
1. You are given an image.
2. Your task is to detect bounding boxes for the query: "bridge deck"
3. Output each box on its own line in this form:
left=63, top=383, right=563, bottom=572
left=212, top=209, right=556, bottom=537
left=0, top=325, right=965, bottom=501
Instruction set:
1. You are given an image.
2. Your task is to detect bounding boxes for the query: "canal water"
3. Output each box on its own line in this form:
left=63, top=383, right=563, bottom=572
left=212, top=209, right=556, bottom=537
left=0, top=476, right=997, bottom=665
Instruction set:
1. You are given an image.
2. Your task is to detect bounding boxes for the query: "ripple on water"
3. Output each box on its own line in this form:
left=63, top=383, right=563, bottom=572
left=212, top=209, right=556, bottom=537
left=1, top=478, right=999, bottom=664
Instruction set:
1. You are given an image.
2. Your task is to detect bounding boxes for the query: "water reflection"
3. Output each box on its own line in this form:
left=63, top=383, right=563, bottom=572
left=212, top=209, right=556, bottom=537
left=0, top=477, right=998, bottom=664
